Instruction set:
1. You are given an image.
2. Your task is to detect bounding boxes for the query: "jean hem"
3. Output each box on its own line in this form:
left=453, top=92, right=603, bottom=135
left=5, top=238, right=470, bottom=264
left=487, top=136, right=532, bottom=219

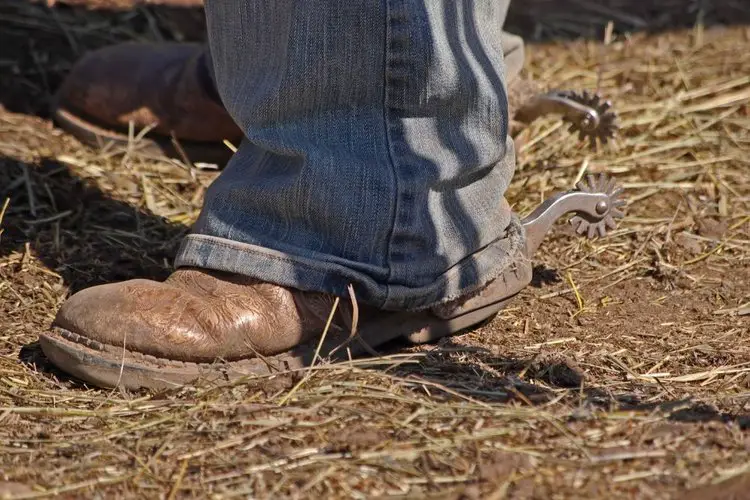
left=174, top=215, right=526, bottom=311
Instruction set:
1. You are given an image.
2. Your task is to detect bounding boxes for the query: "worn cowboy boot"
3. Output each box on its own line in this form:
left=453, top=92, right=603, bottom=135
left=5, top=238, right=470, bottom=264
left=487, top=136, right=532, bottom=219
left=40, top=174, right=624, bottom=390
left=53, top=43, right=242, bottom=164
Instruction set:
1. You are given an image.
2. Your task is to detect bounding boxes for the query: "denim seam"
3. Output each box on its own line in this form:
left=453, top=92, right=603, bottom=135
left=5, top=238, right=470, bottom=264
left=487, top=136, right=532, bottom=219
left=432, top=214, right=526, bottom=305
left=381, top=0, right=401, bottom=309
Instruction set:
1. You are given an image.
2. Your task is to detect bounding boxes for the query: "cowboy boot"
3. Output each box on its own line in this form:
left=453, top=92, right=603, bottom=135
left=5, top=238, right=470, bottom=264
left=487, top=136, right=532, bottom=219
left=40, top=174, right=624, bottom=390
left=53, top=43, right=243, bottom=164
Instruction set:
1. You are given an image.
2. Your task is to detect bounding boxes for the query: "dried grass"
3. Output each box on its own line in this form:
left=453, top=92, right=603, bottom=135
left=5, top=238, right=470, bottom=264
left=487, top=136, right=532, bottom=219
left=1, top=0, right=749, bottom=498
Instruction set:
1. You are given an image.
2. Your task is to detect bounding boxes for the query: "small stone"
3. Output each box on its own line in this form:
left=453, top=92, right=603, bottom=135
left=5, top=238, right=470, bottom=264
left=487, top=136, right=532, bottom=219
left=0, top=482, right=33, bottom=496
left=697, top=218, right=728, bottom=240
left=674, top=232, right=702, bottom=255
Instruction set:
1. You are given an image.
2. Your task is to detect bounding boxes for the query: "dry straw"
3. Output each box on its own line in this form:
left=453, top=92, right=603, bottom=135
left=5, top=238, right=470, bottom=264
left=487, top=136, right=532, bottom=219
left=1, top=0, right=749, bottom=498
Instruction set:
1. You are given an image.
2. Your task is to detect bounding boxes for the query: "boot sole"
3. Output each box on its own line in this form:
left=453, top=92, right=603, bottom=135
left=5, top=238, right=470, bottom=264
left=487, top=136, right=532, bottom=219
left=53, top=105, right=235, bottom=166
left=39, top=295, right=516, bottom=391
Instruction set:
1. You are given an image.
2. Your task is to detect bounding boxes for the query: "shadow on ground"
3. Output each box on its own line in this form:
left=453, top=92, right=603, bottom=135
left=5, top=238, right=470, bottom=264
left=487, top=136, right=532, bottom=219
left=0, top=154, right=184, bottom=291
left=388, top=338, right=750, bottom=428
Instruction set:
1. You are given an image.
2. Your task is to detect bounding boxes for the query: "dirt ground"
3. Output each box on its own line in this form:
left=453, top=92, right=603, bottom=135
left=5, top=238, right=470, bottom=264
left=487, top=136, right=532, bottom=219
left=1, top=1, right=749, bottom=498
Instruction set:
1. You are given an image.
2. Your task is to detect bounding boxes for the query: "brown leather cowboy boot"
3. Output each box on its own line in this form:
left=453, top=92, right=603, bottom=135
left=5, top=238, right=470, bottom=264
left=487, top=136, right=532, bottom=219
left=40, top=174, right=624, bottom=390
left=53, top=43, right=243, bottom=164
left=41, top=264, right=531, bottom=389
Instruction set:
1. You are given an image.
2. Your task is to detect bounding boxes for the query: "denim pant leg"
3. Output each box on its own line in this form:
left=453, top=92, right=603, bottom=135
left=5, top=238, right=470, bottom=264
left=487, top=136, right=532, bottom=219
left=176, top=0, right=525, bottom=311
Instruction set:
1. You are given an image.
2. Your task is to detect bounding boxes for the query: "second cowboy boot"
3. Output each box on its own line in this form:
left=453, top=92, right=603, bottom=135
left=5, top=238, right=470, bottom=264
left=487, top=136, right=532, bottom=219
left=53, top=43, right=243, bottom=164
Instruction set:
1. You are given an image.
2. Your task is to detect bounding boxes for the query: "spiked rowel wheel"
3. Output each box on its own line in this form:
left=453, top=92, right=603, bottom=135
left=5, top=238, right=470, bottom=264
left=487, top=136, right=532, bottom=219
left=522, top=173, right=626, bottom=256
left=514, top=89, right=619, bottom=149
left=569, top=173, right=626, bottom=239
left=557, top=90, right=619, bottom=148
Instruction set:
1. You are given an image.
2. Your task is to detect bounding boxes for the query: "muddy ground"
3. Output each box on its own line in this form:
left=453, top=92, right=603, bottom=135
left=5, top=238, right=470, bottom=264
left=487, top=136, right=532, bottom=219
left=1, top=1, right=749, bottom=498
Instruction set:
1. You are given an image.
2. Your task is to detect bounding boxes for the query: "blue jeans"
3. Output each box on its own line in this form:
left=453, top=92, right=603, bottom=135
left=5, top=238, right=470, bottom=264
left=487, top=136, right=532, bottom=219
left=176, top=0, right=525, bottom=311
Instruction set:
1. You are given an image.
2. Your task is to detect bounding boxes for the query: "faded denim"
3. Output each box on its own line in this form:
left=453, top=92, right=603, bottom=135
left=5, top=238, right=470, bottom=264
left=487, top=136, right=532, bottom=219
left=176, top=0, right=526, bottom=311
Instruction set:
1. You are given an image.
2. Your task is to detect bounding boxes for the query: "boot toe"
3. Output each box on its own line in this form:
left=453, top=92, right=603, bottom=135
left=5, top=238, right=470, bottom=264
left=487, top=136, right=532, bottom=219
left=52, top=279, right=216, bottom=362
